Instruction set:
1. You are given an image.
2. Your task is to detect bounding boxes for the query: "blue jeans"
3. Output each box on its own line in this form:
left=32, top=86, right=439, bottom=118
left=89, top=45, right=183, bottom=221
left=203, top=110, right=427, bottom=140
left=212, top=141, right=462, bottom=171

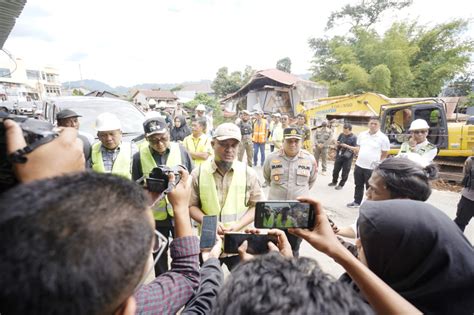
left=253, top=142, right=265, bottom=166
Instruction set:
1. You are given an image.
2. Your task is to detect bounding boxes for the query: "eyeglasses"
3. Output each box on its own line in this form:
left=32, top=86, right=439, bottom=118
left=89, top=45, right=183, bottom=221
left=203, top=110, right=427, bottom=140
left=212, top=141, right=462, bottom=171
left=148, top=136, right=169, bottom=144
left=411, top=130, right=428, bottom=134
left=134, top=230, right=168, bottom=293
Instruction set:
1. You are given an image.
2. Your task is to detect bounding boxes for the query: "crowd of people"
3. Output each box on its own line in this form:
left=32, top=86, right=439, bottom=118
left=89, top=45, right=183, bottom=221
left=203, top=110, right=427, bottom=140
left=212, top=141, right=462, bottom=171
left=1, top=103, right=474, bottom=315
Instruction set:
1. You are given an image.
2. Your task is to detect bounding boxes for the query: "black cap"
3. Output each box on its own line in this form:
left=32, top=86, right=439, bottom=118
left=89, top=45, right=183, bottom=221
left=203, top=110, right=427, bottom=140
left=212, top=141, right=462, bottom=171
left=56, top=109, right=81, bottom=120
left=144, top=117, right=168, bottom=136
left=283, top=127, right=303, bottom=139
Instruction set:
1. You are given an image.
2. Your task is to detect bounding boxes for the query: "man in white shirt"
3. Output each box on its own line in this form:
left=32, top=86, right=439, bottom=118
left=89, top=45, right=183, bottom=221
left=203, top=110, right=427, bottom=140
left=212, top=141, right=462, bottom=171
left=396, top=119, right=437, bottom=164
left=345, top=118, right=390, bottom=208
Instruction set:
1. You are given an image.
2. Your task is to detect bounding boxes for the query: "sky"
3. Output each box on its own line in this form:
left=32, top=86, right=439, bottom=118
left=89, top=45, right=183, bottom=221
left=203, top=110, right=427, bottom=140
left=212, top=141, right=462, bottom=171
left=2, top=0, right=473, bottom=87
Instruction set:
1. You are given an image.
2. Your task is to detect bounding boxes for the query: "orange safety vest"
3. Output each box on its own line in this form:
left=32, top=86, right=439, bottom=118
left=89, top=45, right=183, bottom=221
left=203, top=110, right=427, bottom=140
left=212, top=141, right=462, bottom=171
left=252, top=119, right=267, bottom=143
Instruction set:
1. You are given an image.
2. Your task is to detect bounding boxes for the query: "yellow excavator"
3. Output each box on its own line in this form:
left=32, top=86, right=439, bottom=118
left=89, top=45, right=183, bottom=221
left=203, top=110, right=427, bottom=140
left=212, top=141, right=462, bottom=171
left=300, top=93, right=474, bottom=181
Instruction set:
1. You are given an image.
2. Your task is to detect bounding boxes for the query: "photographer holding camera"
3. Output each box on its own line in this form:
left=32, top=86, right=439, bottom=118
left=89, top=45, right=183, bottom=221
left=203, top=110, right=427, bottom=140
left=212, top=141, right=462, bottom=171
left=132, top=116, right=193, bottom=276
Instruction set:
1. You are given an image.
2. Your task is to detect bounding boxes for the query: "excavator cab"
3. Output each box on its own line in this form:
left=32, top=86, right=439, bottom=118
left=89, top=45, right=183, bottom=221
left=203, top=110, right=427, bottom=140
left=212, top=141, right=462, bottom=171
left=380, top=101, right=448, bottom=149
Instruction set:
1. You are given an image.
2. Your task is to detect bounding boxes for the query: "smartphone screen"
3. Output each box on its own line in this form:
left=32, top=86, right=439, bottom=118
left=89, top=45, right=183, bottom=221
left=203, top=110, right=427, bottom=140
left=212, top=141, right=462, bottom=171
left=254, top=201, right=315, bottom=229
left=200, top=215, right=217, bottom=249
left=223, top=232, right=278, bottom=254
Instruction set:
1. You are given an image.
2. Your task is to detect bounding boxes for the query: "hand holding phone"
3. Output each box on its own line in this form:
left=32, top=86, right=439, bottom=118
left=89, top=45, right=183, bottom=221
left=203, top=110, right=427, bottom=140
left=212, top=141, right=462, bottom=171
left=200, top=215, right=218, bottom=249
left=288, top=197, right=343, bottom=258
left=224, top=232, right=277, bottom=254
left=255, top=201, right=315, bottom=229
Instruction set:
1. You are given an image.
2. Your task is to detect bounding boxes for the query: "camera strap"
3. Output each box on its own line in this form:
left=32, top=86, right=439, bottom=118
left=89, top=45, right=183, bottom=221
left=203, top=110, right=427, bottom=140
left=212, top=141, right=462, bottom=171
left=8, top=134, right=58, bottom=164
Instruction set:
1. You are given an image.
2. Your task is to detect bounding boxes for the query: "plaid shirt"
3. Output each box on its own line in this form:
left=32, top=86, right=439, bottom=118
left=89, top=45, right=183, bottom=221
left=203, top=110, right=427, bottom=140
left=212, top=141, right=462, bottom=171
left=135, top=236, right=200, bottom=314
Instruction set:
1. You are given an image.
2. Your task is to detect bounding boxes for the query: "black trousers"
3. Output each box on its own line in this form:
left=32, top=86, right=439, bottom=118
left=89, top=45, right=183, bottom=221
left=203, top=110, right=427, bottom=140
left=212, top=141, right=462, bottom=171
left=454, top=195, right=474, bottom=232
left=154, top=220, right=174, bottom=276
left=284, top=230, right=302, bottom=257
left=332, top=157, right=353, bottom=187
left=353, top=165, right=373, bottom=204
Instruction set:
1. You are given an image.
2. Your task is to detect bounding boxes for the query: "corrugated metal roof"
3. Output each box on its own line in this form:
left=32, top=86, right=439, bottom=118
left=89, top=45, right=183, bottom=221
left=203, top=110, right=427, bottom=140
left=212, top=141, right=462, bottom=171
left=256, top=69, right=301, bottom=86
left=0, top=0, right=27, bottom=49
left=221, top=68, right=304, bottom=102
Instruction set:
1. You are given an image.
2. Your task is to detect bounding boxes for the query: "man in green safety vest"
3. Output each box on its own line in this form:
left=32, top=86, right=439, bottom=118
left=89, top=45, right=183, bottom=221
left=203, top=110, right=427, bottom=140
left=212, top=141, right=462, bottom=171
left=189, top=122, right=264, bottom=270
left=183, top=118, right=213, bottom=166
left=132, top=116, right=193, bottom=276
left=90, top=112, right=134, bottom=179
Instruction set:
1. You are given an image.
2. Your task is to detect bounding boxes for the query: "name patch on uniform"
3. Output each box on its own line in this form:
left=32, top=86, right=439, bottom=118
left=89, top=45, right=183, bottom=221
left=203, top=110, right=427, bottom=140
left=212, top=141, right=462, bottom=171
left=271, top=164, right=283, bottom=169
left=298, top=165, right=311, bottom=170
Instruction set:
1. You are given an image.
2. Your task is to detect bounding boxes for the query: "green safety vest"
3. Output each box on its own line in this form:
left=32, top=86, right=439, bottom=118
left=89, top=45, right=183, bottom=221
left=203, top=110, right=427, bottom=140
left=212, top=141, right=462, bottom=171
left=91, top=142, right=132, bottom=179
left=140, top=142, right=182, bottom=220
left=183, top=134, right=211, bottom=166
left=263, top=214, right=275, bottom=228
left=198, top=159, right=247, bottom=229
left=275, top=214, right=294, bottom=228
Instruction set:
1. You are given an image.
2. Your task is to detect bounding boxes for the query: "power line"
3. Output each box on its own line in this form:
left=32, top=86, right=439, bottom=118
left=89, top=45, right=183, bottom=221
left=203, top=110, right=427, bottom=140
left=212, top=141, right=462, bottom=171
left=0, top=48, right=18, bottom=78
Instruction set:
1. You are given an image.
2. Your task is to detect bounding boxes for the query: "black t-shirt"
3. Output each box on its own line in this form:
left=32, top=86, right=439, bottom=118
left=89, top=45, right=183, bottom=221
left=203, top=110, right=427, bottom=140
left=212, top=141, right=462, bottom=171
left=336, top=133, right=357, bottom=158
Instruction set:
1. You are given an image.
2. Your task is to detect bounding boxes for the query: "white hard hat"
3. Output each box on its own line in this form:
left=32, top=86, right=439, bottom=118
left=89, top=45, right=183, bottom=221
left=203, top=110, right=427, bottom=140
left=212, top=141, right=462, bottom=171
left=95, top=112, right=122, bottom=131
left=148, top=99, right=157, bottom=106
left=195, top=104, right=206, bottom=111
left=409, top=119, right=430, bottom=131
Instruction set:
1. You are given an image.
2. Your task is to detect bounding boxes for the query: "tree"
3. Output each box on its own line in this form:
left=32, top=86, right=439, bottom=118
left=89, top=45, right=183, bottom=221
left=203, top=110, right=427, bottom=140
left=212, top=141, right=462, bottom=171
left=326, top=0, right=412, bottom=30
left=72, top=88, right=84, bottom=96
left=242, top=65, right=255, bottom=84
left=211, top=67, right=243, bottom=98
left=369, top=64, right=391, bottom=95
left=309, top=19, right=474, bottom=97
left=276, top=57, right=292, bottom=73
left=186, top=93, right=224, bottom=125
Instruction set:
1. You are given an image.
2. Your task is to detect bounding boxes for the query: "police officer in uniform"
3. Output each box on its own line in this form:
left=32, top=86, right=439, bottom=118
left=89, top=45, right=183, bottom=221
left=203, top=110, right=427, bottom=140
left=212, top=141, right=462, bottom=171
left=263, top=127, right=317, bottom=256
left=91, top=112, right=135, bottom=179
left=237, top=110, right=254, bottom=167
left=295, top=113, right=312, bottom=151
left=131, top=116, right=193, bottom=276
left=313, top=120, right=333, bottom=175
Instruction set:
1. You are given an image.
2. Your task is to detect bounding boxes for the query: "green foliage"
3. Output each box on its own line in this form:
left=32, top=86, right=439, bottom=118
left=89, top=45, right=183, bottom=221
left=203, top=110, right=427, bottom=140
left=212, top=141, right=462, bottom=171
left=171, top=85, right=183, bottom=92
left=310, top=19, right=474, bottom=97
left=72, top=88, right=84, bottom=96
left=369, top=64, right=391, bottom=95
left=326, top=0, right=412, bottom=30
left=211, top=66, right=255, bottom=99
left=342, top=64, right=370, bottom=92
left=466, top=92, right=474, bottom=107
left=276, top=57, right=292, bottom=73
left=186, top=93, right=225, bottom=125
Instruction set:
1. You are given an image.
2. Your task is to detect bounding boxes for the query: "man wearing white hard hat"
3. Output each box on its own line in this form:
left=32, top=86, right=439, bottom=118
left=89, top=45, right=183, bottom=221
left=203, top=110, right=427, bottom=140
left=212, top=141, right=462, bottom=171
left=397, top=118, right=437, bottom=164
left=195, top=104, right=213, bottom=135
left=189, top=123, right=264, bottom=270
left=91, top=112, right=134, bottom=179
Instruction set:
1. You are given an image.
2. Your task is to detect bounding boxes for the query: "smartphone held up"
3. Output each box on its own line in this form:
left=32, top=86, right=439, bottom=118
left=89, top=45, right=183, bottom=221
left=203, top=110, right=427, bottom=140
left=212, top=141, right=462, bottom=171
left=254, top=200, right=315, bottom=229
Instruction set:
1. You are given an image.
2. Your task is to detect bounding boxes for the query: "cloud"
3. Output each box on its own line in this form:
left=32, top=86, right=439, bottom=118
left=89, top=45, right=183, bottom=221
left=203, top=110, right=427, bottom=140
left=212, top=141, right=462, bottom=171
left=20, top=5, right=50, bottom=19
left=9, top=24, right=54, bottom=42
left=66, top=52, right=88, bottom=62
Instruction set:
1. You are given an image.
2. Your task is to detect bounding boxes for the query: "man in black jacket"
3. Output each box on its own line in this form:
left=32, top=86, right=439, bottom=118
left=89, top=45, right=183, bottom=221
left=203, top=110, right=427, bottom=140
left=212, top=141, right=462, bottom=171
left=329, top=123, right=357, bottom=190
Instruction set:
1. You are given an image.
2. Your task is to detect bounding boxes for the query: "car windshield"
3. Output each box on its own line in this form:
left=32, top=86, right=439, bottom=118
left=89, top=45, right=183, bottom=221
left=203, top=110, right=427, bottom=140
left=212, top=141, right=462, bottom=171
left=52, top=98, right=144, bottom=137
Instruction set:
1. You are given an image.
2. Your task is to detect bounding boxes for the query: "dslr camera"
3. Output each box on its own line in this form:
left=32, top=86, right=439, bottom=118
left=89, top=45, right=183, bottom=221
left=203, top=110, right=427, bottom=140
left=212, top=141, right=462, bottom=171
left=146, top=165, right=185, bottom=195
left=0, top=112, right=58, bottom=193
